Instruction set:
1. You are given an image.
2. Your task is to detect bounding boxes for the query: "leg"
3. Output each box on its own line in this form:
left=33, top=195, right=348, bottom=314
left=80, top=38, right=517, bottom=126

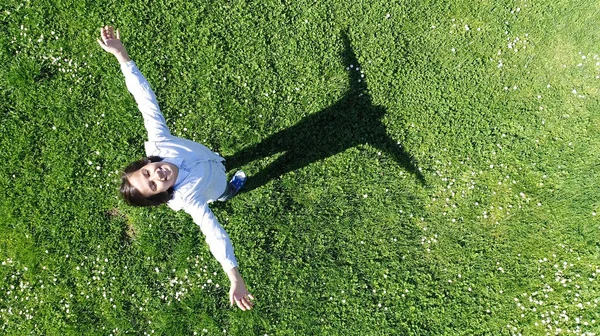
left=217, top=170, right=247, bottom=202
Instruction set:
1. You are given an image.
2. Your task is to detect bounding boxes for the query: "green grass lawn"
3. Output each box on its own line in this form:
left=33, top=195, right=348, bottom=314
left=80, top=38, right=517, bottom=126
left=1, top=0, right=599, bottom=334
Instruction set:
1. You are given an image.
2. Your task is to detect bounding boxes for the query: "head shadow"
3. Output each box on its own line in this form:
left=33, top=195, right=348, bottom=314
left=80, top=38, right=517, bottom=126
left=225, top=31, right=424, bottom=192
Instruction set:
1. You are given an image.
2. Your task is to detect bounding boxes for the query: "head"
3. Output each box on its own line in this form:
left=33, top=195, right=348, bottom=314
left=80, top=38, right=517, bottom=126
left=120, top=156, right=179, bottom=207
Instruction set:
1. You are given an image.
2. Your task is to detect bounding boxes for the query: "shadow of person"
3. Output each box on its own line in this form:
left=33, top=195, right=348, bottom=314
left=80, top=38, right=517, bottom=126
left=225, top=32, right=425, bottom=192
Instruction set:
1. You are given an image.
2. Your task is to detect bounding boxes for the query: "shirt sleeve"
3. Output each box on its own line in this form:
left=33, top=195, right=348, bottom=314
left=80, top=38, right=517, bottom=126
left=120, top=60, right=171, bottom=141
left=183, top=199, right=239, bottom=271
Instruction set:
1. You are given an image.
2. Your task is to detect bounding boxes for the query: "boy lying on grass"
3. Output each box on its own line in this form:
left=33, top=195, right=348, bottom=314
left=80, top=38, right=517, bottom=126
left=97, top=25, right=254, bottom=311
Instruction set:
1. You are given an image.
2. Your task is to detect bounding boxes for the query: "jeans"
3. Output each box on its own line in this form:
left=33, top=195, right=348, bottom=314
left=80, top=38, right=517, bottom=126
left=217, top=182, right=238, bottom=202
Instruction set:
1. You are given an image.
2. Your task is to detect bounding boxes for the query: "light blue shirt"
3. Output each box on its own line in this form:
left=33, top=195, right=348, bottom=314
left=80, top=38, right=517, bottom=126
left=121, top=60, right=238, bottom=271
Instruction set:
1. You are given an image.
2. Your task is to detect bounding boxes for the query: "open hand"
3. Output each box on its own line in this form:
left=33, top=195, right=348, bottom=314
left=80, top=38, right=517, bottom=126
left=230, top=280, right=255, bottom=311
left=97, top=25, right=129, bottom=62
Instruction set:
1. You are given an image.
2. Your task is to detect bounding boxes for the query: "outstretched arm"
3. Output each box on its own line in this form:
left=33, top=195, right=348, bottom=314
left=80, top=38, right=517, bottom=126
left=185, top=200, right=255, bottom=311
left=97, top=26, right=171, bottom=141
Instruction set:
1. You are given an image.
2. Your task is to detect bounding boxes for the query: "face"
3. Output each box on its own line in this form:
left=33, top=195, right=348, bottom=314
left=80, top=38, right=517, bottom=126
left=127, top=161, right=179, bottom=197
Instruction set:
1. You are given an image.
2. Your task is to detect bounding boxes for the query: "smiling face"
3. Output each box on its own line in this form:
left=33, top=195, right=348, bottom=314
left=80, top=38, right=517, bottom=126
left=127, top=161, right=179, bottom=197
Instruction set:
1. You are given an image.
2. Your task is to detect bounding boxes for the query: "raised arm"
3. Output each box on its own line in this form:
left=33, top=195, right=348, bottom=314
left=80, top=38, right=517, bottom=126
left=97, top=26, right=171, bottom=141
left=184, top=200, right=254, bottom=311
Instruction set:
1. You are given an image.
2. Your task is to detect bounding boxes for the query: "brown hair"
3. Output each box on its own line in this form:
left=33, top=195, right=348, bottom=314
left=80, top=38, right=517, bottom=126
left=120, top=156, right=174, bottom=207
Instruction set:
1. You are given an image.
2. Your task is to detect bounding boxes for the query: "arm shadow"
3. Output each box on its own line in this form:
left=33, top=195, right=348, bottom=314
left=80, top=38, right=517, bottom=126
left=225, top=31, right=425, bottom=192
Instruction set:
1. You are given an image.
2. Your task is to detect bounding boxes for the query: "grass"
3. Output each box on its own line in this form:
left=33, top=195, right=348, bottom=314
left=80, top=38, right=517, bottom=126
left=1, top=0, right=599, bottom=335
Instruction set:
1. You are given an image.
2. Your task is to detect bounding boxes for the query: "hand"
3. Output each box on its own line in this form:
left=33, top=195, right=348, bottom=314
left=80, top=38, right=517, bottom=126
left=226, top=267, right=255, bottom=311
left=229, top=280, right=255, bottom=311
left=97, top=25, right=130, bottom=63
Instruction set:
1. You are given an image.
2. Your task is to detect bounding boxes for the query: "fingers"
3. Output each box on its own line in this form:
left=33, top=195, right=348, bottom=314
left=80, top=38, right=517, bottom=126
left=100, top=25, right=119, bottom=42
left=235, top=298, right=246, bottom=310
left=233, top=293, right=255, bottom=311
left=105, top=26, right=113, bottom=39
left=97, top=39, right=107, bottom=50
left=235, top=296, right=254, bottom=311
left=100, top=27, right=107, bottom=43
left=230, top=291, right=255, bottom=311
left=241, top=297, right=254, bottom=310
